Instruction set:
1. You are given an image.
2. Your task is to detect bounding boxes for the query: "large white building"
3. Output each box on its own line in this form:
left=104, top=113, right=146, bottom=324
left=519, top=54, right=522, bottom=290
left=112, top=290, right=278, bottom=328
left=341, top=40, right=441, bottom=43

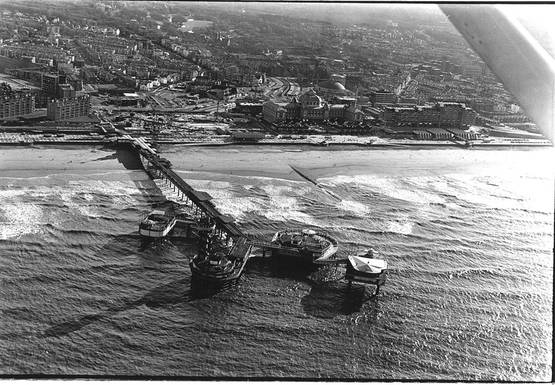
left=382, top=102, right=477, bottom=129
left=263, top=89, right=364, bottom=123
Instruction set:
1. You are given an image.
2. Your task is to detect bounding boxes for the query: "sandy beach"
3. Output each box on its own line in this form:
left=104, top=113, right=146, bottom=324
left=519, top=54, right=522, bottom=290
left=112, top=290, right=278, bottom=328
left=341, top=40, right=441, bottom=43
left=160, top=144, right=555, bottom=181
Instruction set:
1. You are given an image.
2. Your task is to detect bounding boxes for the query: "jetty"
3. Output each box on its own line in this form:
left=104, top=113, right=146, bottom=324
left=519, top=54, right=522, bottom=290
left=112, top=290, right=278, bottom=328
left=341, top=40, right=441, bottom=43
left=121, top=135, right=307, bottom=283
left=124, top=135, right=243, bottom=241
left=120, top=135, right=386, bottom=293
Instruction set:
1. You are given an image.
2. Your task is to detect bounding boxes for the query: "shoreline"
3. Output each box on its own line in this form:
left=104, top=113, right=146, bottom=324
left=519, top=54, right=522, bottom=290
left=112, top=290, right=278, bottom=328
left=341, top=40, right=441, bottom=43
left=0, top=136, right=551, bottom=149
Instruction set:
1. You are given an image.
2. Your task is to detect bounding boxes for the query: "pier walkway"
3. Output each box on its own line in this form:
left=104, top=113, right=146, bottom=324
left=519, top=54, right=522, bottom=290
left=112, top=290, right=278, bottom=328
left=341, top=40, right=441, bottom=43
left=121, top=136, right=348, bottom=284
left=122, top=135, right=243, bottom=242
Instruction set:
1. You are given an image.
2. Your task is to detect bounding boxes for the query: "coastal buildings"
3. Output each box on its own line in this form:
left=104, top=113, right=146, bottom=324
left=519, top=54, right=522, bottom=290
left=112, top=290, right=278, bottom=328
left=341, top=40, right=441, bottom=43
left=382, top=102, right=477, bottom=129
left=0, top=1, right=541, bottom=141
left=46, top=94, right=90, bottom=121
left=298, top=89, right=328, bottom=120
left=263, top=89, right=364, bottom=123
left=6, top=69, right=72, bottom=107
left=315, top=78, right=350, bottom=100
left=57, top=83, right=76, bottom=99
left=0, top=83, right=35, bottom=119
left=42, top=73, right=64, bottom=95
left=262, top=100, right=288, bottom=123
left=0, top=43, right=77, bottom=67
left=370, top=90, right=396, bottom=106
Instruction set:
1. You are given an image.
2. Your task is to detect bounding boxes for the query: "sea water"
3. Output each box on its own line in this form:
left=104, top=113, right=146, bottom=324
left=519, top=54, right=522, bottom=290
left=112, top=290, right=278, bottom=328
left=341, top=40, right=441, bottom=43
left=0, top=145, right=552, bottom=380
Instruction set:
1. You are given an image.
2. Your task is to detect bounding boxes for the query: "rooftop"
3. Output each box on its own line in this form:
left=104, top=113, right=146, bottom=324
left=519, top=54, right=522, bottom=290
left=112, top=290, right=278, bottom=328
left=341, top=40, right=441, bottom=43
left=318, top=80, right=347, bottom=93
left=0, top=74, right=40, bottom=91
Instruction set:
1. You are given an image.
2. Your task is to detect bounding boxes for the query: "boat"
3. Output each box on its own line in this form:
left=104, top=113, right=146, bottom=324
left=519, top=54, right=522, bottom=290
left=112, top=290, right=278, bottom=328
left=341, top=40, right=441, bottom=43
left=345, top=249, right=388, bottom=292
left=139, top=209, right=177, bottom=238
left=270, top=229, right=338, bottom=263
left=190, top=236, right=252, bottom=284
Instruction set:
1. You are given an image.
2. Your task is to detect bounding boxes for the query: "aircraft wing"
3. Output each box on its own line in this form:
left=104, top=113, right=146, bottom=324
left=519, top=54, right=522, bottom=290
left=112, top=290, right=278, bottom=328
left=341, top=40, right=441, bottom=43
left=441, top=5, right=555, bottom=141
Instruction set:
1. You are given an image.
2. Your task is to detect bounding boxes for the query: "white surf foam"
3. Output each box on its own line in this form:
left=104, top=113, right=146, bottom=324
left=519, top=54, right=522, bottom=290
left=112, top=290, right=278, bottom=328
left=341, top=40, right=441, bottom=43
left=320, top=174, right=452, bottom=207
left=337, top=199, right=371, bottom=216
left=0, top=203, right=43, bottom=239
left=0, top=188, right=27, bottom=200
left=386, top=220, right=414, bottom=235
left=161, top=177, right=319, bottom=226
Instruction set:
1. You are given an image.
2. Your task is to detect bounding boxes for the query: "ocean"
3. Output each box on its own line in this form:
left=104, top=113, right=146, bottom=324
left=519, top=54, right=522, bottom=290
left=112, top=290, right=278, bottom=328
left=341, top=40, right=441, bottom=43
left=0, top=145, right=552, bottom=380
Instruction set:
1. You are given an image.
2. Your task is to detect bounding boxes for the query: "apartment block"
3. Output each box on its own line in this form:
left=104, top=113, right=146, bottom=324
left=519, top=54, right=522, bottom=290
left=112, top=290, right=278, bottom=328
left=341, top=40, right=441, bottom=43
left=46, top=95, right=91, bottom=121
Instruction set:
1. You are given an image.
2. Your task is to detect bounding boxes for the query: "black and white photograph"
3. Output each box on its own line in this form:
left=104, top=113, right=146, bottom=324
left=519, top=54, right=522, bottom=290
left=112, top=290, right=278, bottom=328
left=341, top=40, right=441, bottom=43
left=0, top=0, right=552, bottom=381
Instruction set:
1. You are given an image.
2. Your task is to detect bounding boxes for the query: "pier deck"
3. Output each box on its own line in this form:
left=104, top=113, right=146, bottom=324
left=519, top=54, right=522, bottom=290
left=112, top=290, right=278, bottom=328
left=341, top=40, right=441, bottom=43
left=124, top=136, right=347, bottom=284
left=123, top=136, right=243, bottom=240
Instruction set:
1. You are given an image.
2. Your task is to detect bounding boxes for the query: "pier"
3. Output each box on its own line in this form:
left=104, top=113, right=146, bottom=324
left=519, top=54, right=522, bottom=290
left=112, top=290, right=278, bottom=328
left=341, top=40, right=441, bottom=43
left=124, top=135, right=243, bottom=242
left=121, top=135, right=385, bottom=291
left=122, top=135, right=259, bottom=282
left=123, top=136, right=304, bottom=256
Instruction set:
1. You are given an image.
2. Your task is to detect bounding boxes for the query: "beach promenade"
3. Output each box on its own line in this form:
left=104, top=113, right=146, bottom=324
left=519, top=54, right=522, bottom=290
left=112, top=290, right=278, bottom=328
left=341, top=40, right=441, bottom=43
left=0, top=131, right=551, bottom=148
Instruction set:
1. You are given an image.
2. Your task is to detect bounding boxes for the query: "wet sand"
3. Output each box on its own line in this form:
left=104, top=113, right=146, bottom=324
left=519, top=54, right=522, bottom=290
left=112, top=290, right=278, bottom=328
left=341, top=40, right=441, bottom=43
left=160, top=144, right=555, bottom=181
